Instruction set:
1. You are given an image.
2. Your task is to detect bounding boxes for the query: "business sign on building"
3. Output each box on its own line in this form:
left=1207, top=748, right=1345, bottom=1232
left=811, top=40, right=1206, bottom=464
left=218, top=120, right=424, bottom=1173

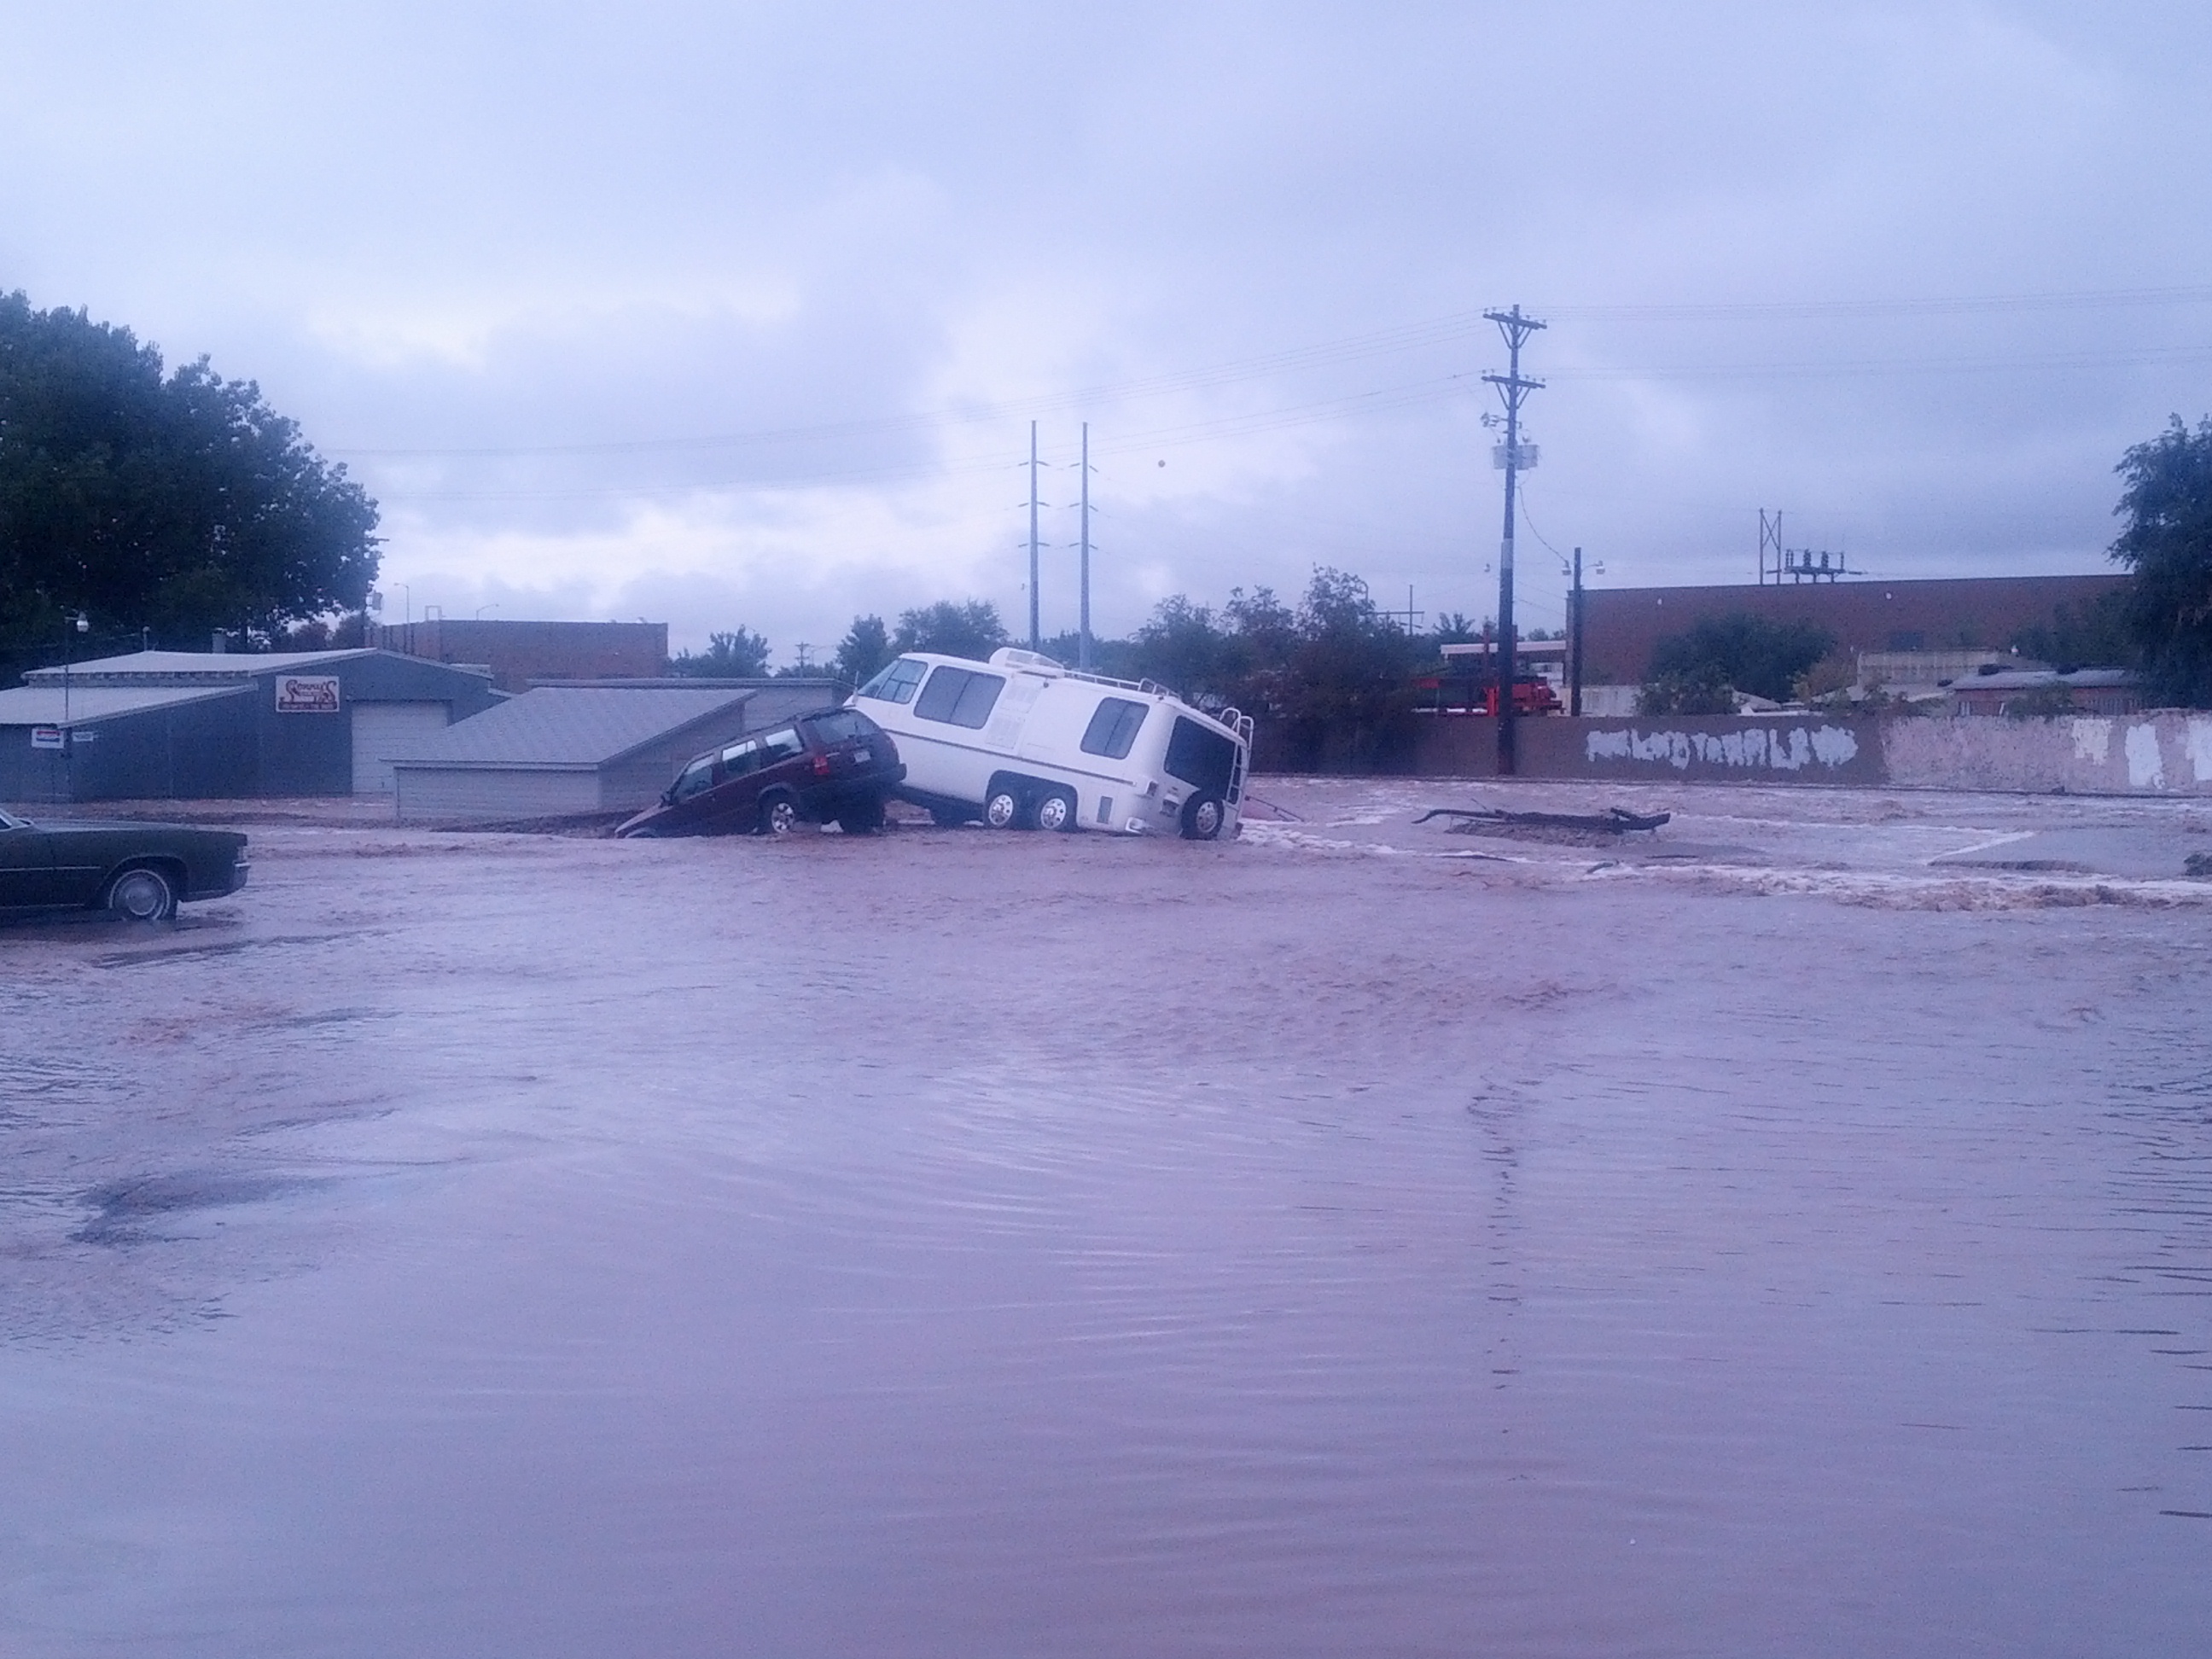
left=30, top=726, right=65, bottom=750
left=276, top=675, right=342, bottom=713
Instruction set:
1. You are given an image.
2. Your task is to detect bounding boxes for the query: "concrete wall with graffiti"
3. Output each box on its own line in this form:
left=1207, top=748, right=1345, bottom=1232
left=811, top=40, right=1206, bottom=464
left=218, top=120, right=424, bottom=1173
left=1883, top=712, right=2212, bottom=796
left=1412, top=715, right=1885, bottom=784
left=1404, top=710, right=2212, bottom=795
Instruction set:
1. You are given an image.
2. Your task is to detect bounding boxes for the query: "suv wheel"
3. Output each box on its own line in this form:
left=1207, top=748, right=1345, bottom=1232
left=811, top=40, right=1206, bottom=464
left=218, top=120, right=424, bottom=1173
left=760, top=794, right=800, bottom=836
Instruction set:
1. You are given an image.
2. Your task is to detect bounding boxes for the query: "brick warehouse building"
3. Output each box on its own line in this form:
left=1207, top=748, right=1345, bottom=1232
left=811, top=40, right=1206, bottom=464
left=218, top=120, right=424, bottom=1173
left=1575, top=573, right=2128, bottom=688
left=374, top=619, right=668, bottom=693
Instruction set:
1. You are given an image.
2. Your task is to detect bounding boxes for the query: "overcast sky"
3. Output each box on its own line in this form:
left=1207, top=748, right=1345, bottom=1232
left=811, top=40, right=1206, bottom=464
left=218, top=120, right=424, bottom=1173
left=6, top=3, right=2209, bottom=658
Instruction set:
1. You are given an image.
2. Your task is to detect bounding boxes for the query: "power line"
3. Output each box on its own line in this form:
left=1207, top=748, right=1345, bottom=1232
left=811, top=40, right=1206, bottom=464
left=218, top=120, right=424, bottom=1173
left=333, top=283, right=2212, bottom=461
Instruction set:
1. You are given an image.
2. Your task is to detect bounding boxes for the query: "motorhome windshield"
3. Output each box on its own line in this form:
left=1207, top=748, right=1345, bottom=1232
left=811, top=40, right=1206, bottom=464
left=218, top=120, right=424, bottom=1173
left=1165, top=716, right=1237, bottom=798
left=856, top=658, right=928, bottom=705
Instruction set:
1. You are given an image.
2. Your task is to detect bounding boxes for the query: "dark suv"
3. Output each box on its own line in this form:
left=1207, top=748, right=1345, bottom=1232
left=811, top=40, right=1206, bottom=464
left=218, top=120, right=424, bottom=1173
left=615, top=707, right=905, bottom=838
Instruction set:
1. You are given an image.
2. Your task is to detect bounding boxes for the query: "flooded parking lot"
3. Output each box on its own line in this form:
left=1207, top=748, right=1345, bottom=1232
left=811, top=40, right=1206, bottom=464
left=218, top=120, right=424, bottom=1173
left=3, top=779, right=2210, bottom=1656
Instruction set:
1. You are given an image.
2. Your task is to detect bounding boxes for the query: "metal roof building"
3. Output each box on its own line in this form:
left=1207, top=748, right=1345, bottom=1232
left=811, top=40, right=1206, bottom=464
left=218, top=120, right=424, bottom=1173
left=389, top=679, right=843, bottom=822
left=0, top=649, right=501, bottom=803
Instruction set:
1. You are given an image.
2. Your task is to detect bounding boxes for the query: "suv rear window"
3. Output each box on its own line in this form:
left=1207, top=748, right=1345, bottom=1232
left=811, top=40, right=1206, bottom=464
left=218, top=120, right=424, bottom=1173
left=857, top=658, right=928, bottom=705
left=805, top=710, right=874, bottom=745
left=1080, top=697, right=1148, bottom=760
left=914, top=667, right=1004, bottom=730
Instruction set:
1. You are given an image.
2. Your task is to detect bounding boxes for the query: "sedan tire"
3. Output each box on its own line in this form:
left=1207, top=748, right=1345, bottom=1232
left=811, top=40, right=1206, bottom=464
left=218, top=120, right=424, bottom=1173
left=106, top=864, right=178, bottom=923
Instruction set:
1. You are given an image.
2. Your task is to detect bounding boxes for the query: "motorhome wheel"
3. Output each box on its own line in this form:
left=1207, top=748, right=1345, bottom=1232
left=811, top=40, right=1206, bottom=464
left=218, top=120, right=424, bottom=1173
left=985, top=787, right=1027, bottom=830
left=837, top=798, right=886, bottom=835
left=1034, top=789, right=1077, bottom=833
left=1179, top=794, right=1225, bottom=841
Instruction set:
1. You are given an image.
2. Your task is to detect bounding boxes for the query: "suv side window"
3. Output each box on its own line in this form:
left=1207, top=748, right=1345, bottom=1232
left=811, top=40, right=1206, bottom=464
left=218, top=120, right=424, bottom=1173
left=1080, top=697, right=1149, bottom=760
left=857, top=658, right=928, bottom=705
left=760, top=728, right=806, bottom=762
left=672, top=754, right=716, bottom=801
left=914, top=667, right=1004, bottom=730
left=720, top=739, right=761, bottom=776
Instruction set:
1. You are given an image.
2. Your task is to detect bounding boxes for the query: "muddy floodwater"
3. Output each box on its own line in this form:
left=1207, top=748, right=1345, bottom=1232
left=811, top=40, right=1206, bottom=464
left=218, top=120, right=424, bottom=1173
left=4, top=778, right=2210, bottom=1657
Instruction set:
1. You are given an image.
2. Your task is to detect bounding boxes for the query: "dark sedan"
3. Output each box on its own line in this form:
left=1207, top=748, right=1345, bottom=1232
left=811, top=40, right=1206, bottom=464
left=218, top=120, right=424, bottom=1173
left=0, top=808, right=250, bottom=922
left=616, top=707, right=904, bottom=838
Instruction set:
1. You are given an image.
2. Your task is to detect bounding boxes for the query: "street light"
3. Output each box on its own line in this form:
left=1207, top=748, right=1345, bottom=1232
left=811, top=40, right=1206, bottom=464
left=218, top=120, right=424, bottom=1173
left=61, top=611, right=89, bottom=799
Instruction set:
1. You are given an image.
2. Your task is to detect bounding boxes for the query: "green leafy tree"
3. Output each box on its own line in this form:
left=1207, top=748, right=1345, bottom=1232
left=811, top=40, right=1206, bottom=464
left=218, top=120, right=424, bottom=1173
left=2008, top=591, right=2133, bottom=671
left=1646, top=613, right=1834, bottom=704
left=1279, top=566, right=1422, bottom=725
left=1429, top=611, right=1487, bottom=649
left=1128, top=596, right=1242, bottom=701
left=834, top=614, right=892, bottom=684
left=0, top=290, right=379, bottom=651
left=891, top=599, right=1008, bottom=659
left=2111, top=416, right=2212, bottom=705
left=1039, top=629, right=1138, bottom=679
left=1223, top=584, right=1296, bottom=667
left=669, top=627, right=771, bottom=678
left=1637, top=665, right=1738, bottom=716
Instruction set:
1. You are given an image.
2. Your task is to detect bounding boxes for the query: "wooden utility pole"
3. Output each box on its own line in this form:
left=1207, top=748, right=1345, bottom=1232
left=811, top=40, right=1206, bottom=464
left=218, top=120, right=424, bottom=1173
left=1569, top=547, right=1584, bottom=717
left=1483, top=306, right=1545, bottom=774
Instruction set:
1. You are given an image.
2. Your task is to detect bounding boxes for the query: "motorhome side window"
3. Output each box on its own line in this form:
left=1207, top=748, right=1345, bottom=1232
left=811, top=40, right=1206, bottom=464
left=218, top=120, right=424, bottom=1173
left=1080, top=698, right=1148, bottom=760
left=914, top=667, right=1004, bottom=730
left=857, top=658, right=928, bottom=705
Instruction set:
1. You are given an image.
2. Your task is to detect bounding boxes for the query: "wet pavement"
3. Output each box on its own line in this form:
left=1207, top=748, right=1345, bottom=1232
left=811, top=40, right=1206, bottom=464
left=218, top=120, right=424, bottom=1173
left=3, top=780, right=2209, bottom=1656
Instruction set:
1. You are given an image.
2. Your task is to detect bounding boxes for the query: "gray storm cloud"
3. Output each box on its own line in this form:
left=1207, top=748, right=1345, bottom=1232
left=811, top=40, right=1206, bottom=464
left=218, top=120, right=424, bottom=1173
left=3, top=2, right=2206, bottom=656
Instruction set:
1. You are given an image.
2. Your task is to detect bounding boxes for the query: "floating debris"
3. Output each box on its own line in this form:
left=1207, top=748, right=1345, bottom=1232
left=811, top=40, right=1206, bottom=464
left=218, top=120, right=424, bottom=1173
left=1415, top=806, right=1671, bottom=846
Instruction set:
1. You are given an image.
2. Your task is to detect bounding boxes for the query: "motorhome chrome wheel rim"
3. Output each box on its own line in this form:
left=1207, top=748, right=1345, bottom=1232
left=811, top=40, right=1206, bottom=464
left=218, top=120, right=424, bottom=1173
left=1035, top=792, right=1074, bottom=832
left=1182, top=795, right=1225, bottom=841
left=985, top=790, right=1021, bottom=830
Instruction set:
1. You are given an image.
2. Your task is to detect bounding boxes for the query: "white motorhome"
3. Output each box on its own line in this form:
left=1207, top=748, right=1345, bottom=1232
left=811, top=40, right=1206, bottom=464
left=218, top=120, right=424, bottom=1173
left=848, top=648, right=1253, bottom=839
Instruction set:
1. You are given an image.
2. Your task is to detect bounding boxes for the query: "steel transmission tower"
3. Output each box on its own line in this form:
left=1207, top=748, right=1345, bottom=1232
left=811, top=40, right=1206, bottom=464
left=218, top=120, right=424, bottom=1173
left=1483, top=305, right=1545, bottom=775
left=1078, top=422, right=1093, bottom=671
left=1027, top=421, right=1042, bottom=651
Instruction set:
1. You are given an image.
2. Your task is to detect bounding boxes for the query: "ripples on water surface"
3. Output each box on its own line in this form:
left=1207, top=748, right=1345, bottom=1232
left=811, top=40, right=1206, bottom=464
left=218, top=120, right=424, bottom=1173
left=2, top=801, right=2209, bottom=1656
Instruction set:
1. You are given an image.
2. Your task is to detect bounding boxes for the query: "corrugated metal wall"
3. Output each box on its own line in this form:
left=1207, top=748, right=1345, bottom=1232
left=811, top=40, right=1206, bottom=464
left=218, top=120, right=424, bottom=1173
left=393, top=767, right=602, bottom=821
